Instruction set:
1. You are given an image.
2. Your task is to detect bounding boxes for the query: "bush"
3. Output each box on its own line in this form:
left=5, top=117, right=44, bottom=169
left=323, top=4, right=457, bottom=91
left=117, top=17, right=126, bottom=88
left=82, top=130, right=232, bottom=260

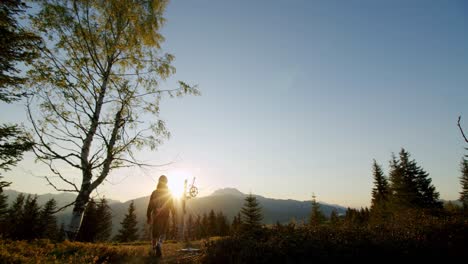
left=202, top=218, right=468, bottom=263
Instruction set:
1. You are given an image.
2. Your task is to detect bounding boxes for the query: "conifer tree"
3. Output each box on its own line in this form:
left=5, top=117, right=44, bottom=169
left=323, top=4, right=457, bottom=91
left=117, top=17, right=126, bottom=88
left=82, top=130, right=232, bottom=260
left=231, top=213, right=241, bottom=234
left=20, top=195, right=41, bottom=240
left=0, top=190, right=7, bottom=236
left=208, top=209, right=217, bottom=236
left=329, top=209, right=340, bottom=226
left=0, top=1, right=38, bottom=189
left=389, top=149, right=441, bottom=210
left=140, top=223, right=151, bottom=241
left=6, top=193, right=24, bottom=238
left=201, top=213, right=209, bottom=238
left=309, top=194, right=325, bottom=226
left=370, top=160, right=390, bottom=222
left=39, top=198, right=58, bottom=240
left=460, top=159, right=468, bottom=211
left=115, top=201, right=139, bottom=242
left=240, top=194, right=263, bottom=231
left=216, top=211, right=229, bottom=236
left=95, top=198, right=112, bottom=242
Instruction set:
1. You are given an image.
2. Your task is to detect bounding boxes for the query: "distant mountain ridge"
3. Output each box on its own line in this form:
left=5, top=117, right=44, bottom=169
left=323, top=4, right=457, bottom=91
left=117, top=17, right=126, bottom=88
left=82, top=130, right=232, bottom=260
left=3, top=188, right=347, bottom=236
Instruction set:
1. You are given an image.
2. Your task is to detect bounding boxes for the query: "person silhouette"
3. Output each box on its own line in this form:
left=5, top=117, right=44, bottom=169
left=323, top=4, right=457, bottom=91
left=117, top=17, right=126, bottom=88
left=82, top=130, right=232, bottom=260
left=147, top=175, right=175, bottom=258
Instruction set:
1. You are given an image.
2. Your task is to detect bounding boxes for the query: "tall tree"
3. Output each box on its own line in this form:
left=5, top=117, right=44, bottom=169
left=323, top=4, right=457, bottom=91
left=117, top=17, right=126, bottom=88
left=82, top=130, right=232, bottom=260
left=115, top=201, right=139, bottom=242
left=26, top=0, right=199, bottom=238
left=370, top=160, right=390, bottom=221
left=207, top=209, right=217, bottom=236
left=95, top=198, right=112, bottom=242
left=389, top=149, right=441, bottom=210
left=309, top=194, right=325, bottom=226
left=460, top=159, right=468, bottom=211
left=240, top=194, right=263, bottom=231
left=0, top=0, right=38, bottom=190
left=216, top=211, right=229, bottom=236
left=20, top=195, right=41, bottom=240
left=39, top=198, right=58, bottom=240
left=0, top=190, right=8, bottom=237
left=329, top=209, right=340, bottom=226
left=7, top=193, right=25, bottom=239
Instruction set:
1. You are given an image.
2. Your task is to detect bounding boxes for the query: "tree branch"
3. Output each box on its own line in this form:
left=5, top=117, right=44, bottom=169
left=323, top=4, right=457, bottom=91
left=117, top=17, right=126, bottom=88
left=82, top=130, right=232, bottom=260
left=458, top=116, right=468, bottom=143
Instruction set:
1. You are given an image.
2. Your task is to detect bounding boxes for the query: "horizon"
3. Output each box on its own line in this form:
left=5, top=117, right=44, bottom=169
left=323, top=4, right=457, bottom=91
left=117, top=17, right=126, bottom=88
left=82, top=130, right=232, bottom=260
left=1, top=0, right=467, bottom=208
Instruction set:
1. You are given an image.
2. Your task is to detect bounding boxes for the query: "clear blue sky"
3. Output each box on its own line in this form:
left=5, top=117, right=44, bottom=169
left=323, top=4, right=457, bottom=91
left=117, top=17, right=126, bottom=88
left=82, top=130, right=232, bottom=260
left=2, top=0, right=468, bottom=207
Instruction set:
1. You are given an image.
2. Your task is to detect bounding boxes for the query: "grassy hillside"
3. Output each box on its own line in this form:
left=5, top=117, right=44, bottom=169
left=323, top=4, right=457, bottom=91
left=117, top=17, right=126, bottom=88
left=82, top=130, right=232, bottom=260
left=0, top=239, right=205, bottom=264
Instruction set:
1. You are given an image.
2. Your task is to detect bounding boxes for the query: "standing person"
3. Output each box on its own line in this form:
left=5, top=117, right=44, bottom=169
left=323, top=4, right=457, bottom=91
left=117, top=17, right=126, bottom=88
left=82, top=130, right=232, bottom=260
left=147, top=175, right=176, bottom=258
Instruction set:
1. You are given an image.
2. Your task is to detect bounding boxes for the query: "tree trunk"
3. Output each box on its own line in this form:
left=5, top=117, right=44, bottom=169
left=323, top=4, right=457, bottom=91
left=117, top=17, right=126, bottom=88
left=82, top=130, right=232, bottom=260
left=67, top=188, right=91, bottom=240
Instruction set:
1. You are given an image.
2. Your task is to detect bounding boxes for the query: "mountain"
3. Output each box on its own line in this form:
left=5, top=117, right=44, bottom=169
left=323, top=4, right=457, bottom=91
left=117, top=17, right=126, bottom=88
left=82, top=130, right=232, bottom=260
left=3, top=188, right=346, bottom=236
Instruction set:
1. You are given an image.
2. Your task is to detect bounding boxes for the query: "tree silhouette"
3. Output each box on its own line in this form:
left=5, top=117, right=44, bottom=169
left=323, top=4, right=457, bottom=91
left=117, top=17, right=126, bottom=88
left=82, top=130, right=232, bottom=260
left=0, top=0, right=38, bottom=190
left=241, top=194, right=263, bottom=232
left=460, top=159, right=468, bottom=211
left=389, top=149, right=441, bottom=211
left=20, top=195, right=41, bottom=240
left=115, top=201, right=139, bottom=242
left=95, top=198, right=113, bottom=242
left=370, top=160, right=390, bottom=221
left=39, top=198, right=58, bottom=240
left=6, top=193, right=24, bottom=239
left=309, top=194, right=325, bottom=226
left=329, top=209, right=340, bottom=226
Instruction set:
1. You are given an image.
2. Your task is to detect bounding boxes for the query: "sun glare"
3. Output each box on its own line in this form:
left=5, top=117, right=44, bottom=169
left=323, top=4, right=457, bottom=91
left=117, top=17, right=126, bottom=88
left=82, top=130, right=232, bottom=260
left=167, top=169, right=193, bottom=199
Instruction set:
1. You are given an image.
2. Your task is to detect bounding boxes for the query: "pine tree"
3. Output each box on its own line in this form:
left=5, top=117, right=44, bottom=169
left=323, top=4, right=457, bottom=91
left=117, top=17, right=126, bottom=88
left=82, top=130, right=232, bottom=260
left=140, top=223, right=151, bottom=241
left=94, top=198, right=112, bottom=242
left=460, top=159, right=468, bottom=211
left=0, top=190, right=7, bottom=237
left=39, top=198, right=58, bottom=240
left=0, top=0, right=38, bottom=189
left=231, top=213, right=242, bottom=234
left=201, top=213, right=209, bottom=238
left=309, top=194, right=325, bottom=226
left=6, top=193, right=24, bottom=238
left=389, top=149, right=441, bottom=211
left=329, top=209, right=340, bottom=226
left=370, top=160, right=390, bottom=222
left=216, top=211, right=229, bottom=236
left=20, top=195, right=41, bottom=240
left=240, top=194, right=263, bottom=232
left=115, top=201, right=139, bottom=242
left=208, top=209, right=217, bottom=236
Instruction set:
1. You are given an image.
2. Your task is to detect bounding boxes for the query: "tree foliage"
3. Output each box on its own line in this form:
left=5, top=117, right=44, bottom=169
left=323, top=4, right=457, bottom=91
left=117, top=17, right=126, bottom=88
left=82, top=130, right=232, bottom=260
left=0, top=0, right=37, bottom=189
left=388, top=149, right=441, bottom=210
left=370, top=160, right=390, bottom=221
left=460, top=159, right=468, bottom=210
left=0, top=0, right=40, bottom=101
left=241, top=194, right=263, bottom=231
left=309, top=194, right=326, bottom=226
left=26, top=0, right=199, bottom=236
left=115, top=201, right=139, bottom=242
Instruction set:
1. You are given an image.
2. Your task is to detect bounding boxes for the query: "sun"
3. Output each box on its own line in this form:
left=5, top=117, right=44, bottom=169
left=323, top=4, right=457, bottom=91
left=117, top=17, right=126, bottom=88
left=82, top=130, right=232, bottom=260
left=167, top=169, right=193, bottom=199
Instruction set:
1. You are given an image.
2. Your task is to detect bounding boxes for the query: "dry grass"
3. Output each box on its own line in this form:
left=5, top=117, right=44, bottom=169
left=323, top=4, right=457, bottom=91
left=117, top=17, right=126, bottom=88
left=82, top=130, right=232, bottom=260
left=0, top=239, right=206, bottom=264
